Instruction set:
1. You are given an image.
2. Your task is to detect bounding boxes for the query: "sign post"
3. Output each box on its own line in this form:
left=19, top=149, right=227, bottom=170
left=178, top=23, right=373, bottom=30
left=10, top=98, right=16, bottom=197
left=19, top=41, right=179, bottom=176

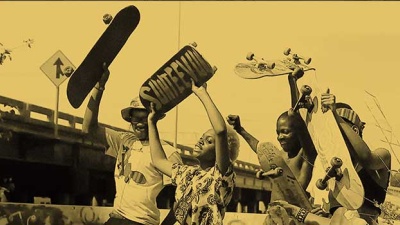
left=40, top=50, right=75, bottom=137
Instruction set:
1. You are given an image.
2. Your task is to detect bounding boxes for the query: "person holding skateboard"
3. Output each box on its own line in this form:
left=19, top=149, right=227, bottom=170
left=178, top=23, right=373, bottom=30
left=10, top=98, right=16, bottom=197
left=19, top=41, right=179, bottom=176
left=82, top=63, right=182, bottom=225
left=321, top=92, right=391, bottom=225
left=227, top=69, right=317, bottom=191
left=226, top=110, right=316, bottom=191
left=147, top=81, right=240, bottom=225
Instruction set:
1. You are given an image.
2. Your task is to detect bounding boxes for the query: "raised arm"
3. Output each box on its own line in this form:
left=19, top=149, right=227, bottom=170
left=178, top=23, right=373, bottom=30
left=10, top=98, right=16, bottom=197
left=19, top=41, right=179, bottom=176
left=289, top=109, right=317, bottom=164
left=287, top=70, right=317, bottom=166
left=321, top=91, right=391, bottom=170
left=226, top=115, right=259, bottom=153
left=288, top=70, right=303, bottom=108
left=82, top=63, right=109, bottom=146
left=148, top=103, right=174, bottom=177
left=192, top=81, right=231, bottom=174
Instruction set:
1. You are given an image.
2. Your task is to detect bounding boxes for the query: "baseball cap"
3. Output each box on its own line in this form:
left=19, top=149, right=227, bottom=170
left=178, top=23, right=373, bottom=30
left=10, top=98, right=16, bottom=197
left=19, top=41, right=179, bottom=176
left=121, top=97, right=147, bottom=122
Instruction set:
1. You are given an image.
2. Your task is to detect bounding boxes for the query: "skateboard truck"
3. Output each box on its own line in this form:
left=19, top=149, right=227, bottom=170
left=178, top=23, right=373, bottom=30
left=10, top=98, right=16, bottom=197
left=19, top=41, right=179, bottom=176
left=246, top=52, right=275, bottom=71
left=284, top=48, right=312, bottom=65
left=256, top=167, right=283, bottom=179
left=316, top=157, right=344, bottom=190
left=293, top=85, right=314, bottom=113
left=190, top=42, right=217, bottom=74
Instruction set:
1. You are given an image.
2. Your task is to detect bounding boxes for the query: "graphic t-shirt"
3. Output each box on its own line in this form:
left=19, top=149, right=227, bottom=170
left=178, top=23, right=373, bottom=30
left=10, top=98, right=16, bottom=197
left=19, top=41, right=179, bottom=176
left=105, top=128, right=178, bottom=225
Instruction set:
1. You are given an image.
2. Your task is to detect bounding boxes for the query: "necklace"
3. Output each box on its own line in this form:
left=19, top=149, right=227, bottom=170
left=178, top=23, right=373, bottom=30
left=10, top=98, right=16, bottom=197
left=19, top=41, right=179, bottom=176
left=301, top=154, right=314, bottom=167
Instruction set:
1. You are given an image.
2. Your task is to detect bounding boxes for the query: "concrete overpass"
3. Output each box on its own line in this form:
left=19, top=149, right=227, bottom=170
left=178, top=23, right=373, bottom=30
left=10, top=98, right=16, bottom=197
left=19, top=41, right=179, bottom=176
left=0, top=95, right=271, bottom=212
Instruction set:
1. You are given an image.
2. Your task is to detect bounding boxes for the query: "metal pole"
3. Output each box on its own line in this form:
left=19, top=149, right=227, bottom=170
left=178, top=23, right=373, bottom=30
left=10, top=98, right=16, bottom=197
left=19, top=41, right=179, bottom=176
left=174, top=106, right=178, bottom=149
left=174, top=1, right=182, bottom=149
left=55, top=85, right=59, bottom=137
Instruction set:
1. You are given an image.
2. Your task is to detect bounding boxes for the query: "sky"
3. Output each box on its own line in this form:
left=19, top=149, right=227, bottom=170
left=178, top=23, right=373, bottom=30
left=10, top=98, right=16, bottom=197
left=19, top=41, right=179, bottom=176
left=1, top=1, right=400, bottom=170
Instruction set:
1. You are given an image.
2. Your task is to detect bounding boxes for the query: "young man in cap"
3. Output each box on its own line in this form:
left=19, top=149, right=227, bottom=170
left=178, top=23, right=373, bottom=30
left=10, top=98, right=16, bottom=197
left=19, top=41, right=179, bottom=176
left=321, top=92, right=391, bottom=225
left=82, top=64, right=182, bottom=225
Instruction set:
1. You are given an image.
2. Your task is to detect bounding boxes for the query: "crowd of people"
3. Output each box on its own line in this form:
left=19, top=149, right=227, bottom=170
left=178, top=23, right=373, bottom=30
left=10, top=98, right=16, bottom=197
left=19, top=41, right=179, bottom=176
left=80, top=63, right=392, bottom=225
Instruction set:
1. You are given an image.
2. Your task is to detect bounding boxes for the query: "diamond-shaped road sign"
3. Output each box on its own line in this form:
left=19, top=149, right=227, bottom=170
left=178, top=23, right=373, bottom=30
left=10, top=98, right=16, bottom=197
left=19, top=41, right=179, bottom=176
left=40, top=50, right=75, bottom=87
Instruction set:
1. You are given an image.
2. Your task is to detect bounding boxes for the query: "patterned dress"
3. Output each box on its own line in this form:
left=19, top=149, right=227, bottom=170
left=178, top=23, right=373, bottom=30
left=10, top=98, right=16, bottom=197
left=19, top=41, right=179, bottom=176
left=171, top=163, right=236, bottom=225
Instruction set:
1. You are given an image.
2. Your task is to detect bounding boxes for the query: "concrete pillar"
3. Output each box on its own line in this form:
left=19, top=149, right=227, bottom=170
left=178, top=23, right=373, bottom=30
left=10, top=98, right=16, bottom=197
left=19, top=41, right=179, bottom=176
left=236, top=202, right=242, bottom=213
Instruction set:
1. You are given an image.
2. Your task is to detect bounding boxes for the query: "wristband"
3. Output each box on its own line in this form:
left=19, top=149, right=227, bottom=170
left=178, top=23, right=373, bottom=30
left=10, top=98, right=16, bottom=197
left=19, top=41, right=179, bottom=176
left=295, top=207, right=309, bottom=223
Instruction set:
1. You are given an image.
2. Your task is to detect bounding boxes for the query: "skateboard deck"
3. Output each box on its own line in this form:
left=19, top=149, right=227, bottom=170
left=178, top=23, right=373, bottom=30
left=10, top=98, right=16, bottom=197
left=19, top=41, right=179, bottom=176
left=67, top=5, right=140, bottom=109
left=139, top=43, right=216, bottom=114
left=296, top=74, right=365, bottom=210
left=257, top=142, right=313, bottom=211
left=234, top=49, right=315, bottom=79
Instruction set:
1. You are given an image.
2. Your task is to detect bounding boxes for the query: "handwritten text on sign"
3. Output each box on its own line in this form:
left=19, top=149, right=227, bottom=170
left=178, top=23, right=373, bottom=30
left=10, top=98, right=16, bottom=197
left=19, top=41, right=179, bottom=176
left=140, top=45, right=215, bottom=113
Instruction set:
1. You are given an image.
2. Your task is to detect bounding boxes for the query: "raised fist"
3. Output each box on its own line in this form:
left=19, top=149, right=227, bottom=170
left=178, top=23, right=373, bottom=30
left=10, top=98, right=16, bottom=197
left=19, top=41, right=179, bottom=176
left=226, top=114, right=242, bottom=132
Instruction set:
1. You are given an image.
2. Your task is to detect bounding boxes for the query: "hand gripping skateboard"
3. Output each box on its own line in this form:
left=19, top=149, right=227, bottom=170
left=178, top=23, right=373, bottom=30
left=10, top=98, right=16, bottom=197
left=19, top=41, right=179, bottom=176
left=292, top=77, right=364, bottom=210
left=139, top=42, right=217, bottom=114
left=234, top=48, right=315, bottom=79
left=67, top=5, right=140, bottom=109
left=257, top=142, right=313, bottom=211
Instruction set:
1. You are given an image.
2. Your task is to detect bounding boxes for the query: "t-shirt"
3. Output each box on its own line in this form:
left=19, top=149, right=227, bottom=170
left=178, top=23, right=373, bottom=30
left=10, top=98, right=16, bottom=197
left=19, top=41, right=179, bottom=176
left=171, top=163, right=235, bottom=225
left=105, top=127, right=179, bottom=225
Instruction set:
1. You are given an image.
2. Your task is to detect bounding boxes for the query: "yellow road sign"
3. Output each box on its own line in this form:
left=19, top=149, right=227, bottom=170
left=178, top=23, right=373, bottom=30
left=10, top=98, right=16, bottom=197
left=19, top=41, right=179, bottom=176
left=40, top=50, right=75, bottom=87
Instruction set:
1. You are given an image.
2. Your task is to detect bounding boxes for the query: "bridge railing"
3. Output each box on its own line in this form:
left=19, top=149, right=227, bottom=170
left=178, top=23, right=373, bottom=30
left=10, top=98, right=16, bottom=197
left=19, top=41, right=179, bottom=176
left=0, top=95, right=263, bottom=175
left=0, top=95, right=122, bottom=132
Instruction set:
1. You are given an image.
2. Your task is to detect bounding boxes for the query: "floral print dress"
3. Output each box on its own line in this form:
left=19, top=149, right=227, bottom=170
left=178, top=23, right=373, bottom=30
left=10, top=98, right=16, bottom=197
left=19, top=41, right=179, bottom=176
left=171, top=163, right=236, bottom=225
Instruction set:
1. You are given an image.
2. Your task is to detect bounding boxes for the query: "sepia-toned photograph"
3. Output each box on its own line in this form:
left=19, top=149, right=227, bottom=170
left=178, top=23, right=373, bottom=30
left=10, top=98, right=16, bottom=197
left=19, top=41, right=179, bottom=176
left=0, top=1, right=399, bottom=225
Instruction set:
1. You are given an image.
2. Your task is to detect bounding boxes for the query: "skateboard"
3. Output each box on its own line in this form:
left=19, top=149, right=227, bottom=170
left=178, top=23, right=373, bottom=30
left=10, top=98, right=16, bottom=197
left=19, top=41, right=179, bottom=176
left=139, top=42, right=216, bottom=114
left=256, top=142, right=313, bottom=211
left=290, top=72, right=364, bottom=209
left=67, top=5, right=140, bottom=109
left=234, top=48, right=315, bottom=79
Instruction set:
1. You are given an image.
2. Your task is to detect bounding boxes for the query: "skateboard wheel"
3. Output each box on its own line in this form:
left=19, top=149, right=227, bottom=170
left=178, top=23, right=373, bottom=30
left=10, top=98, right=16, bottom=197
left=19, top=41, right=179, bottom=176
left=103, top=14, right=113, bottom=24
left=255, top=170, right=264, bottom=179
left=63, top=66, right=75, bottom=77
left=246, top=52, right=255, bottom=61
left=300, top=85, right=312, bottom=95
left=316, top=179, right=327, bottom=190
left=212, top=66, right=218, bottom=73
left=190, top=42, right=198, bottom=48
left=268, top=62, right=276, bottom=69
left=293, top=67, right=304, bottom=78
left=284, top=48, right=291, bottom=56
left=304, top=57, right=312, bottom=65
left=331, top=157, right=343, bottom=167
